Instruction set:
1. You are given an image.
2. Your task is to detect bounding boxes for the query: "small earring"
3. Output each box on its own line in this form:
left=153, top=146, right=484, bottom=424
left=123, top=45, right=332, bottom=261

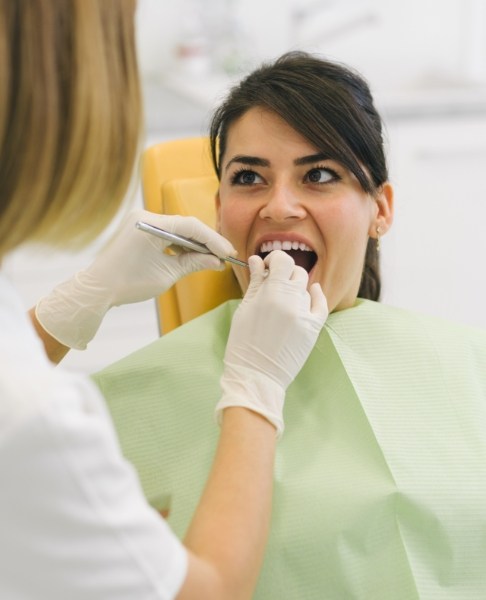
left=376, top=226, right=382, bottom=251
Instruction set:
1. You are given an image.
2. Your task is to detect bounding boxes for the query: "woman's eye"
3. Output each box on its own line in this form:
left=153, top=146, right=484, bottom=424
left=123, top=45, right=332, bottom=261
left=305, top=167, right=337, bottom=184
left=231, top=170, right=263, bottom=185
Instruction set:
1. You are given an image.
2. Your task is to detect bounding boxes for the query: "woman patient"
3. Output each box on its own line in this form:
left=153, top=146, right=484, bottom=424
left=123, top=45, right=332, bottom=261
left=95, top=52, right=486, bottom=598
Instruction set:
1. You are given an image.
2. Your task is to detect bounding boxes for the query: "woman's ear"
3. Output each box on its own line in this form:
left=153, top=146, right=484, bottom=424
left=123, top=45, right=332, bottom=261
left=369, top=182, right=394, bottom=238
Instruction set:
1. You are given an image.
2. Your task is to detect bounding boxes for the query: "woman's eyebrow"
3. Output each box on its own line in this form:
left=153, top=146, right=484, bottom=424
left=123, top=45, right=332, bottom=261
left=224, top=155, right=270, bottom=172
left=294, top=153, right=330, bottom=166
left=223, top=152, right=331, bottom=172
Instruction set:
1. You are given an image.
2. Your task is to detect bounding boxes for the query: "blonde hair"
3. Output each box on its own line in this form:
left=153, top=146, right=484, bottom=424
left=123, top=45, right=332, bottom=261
left=0, top=0, right=142, bottom=255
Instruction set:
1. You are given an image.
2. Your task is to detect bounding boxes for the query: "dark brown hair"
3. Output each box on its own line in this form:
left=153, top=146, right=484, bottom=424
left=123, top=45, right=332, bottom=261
left=209, top=51, right=389, bottom=301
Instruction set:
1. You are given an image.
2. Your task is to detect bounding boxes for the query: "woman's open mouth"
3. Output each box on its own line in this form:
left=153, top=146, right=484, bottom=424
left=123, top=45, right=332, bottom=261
left=257, top=240, right=318, bottom=274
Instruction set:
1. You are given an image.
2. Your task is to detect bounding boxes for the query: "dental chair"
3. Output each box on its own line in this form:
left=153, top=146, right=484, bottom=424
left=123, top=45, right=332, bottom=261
left=141, top=137, right=242, bottom=334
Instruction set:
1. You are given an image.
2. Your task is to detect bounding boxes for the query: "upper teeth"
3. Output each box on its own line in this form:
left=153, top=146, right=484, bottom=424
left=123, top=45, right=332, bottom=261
left=260, top=240, right=313, bottom=253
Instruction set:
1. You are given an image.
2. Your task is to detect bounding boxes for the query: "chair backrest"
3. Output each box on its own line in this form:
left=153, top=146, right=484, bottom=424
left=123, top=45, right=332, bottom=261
left=142, top=137, right=242, bottom=334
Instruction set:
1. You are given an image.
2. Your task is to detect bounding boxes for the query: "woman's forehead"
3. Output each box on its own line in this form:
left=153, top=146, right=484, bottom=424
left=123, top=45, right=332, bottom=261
left=224, top=108, right=321, bottom=160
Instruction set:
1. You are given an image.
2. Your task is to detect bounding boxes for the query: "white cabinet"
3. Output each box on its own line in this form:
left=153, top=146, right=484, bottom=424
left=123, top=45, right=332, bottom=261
left=382, top=115, right=486, bottom=328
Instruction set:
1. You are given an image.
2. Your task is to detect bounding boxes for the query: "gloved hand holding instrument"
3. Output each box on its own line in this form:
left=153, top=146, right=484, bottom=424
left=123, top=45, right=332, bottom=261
left=35, top=209, right=238, bottom=350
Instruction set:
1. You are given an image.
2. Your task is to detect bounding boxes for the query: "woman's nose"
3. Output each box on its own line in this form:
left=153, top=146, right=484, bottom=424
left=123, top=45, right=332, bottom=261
left=258, top=185, right=306, bottom=222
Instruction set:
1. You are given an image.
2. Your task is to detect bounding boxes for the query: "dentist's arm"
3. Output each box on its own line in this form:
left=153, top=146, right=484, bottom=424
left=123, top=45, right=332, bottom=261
left=178, top=251, right=328, bottom=599
left=15, top=251, right=326, bottom=600
left=30, top=210, right=236, bottom=363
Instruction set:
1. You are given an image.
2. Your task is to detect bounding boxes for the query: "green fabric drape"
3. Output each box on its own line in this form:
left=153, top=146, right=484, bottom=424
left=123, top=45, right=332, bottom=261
left=95, top=299, right=486, bottom=599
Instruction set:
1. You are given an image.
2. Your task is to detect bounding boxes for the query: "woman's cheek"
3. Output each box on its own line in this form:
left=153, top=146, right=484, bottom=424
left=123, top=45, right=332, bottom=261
left=219, top=208, right=247, bottom=252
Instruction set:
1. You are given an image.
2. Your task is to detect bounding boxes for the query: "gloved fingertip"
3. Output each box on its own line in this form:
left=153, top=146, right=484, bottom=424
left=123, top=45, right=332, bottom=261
left=290, top=265, right=309, bottom=284
left=206, top=255, right=226, bottom=271
left=309, top=282, right=328, bottom=319
left=209, top=243, right=237, bottom=261
left=211, top=260, right=226, bottom=272
left=263, top=250, right=295, bottom=278
left=248, top=255, right=264, bottom=276
left=183, top=253, right=224, bottom=273
left=223, top=243, right=238, bottom=259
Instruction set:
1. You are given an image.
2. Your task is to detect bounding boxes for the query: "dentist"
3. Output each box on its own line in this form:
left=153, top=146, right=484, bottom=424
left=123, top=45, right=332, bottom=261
left=0, top=2, right=327, bottom=599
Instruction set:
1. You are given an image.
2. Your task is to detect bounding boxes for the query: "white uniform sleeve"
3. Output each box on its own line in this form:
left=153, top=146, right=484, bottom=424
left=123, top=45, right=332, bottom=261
left=0, top=368, right=188, bottom=600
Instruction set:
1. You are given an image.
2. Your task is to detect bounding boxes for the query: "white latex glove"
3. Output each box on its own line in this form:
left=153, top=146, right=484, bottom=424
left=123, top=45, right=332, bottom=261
left=216, top=250, right=328, bottom=437
left=35, top=209, right=236, bottom=349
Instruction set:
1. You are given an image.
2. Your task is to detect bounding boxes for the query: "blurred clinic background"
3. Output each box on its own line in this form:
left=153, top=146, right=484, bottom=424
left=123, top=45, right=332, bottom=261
left=4, top=0, right=486, bottom=372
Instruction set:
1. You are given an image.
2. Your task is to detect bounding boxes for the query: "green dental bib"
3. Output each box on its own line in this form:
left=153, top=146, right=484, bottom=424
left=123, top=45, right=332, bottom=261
left=95, top=299, right=486, bottom=599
